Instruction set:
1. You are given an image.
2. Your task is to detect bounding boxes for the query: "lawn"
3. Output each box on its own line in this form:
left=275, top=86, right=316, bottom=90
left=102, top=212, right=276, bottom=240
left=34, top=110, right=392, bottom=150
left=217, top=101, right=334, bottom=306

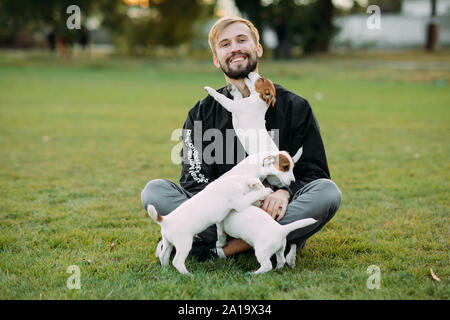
left=0, top=51, right=448, bottom=299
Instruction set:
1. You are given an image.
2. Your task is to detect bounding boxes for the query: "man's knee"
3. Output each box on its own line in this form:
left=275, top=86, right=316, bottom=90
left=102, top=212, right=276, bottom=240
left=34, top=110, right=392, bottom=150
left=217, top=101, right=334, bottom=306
left=141, top=179, right=172, bottom=211
left=310, top=179, right=342, bottom=223
left=283, top=179, right=341, bottom=243
left=318, top=179, right=342, bottom=212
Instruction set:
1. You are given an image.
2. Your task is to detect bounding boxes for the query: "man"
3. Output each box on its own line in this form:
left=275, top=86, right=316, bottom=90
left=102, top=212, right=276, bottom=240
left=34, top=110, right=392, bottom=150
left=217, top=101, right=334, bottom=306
left=141, top=16, right=341, bottom=261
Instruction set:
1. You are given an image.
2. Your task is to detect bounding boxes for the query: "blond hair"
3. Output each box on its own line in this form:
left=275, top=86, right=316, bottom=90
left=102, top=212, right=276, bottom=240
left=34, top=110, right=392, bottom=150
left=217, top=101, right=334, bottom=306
left=208, top=16, right=260, bottom=57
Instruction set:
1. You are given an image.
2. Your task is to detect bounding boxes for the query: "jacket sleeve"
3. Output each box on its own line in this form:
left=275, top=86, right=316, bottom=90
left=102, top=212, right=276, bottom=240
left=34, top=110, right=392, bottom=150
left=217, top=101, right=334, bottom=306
left=179, top=103, right=216, bottom=195
left=284, top=98, right=331, bottom=197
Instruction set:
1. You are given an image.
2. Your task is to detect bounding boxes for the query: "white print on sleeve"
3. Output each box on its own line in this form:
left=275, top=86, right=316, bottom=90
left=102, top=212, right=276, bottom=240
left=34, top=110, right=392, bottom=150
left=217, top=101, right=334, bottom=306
left=184, top=129, right=209, bottom=184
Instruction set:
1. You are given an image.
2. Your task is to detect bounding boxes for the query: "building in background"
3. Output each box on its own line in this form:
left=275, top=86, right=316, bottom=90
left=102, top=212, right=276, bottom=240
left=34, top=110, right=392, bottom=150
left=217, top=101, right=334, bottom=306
left=333, top=0, right=450, bottom=49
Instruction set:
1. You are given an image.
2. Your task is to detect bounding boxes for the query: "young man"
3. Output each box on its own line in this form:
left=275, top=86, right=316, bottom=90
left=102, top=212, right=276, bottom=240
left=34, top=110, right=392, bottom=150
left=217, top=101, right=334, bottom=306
left=141, top=16, right=341, bottom=260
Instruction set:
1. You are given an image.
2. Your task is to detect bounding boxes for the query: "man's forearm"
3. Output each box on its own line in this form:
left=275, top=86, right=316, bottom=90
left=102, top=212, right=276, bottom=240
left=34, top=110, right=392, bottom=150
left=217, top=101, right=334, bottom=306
left=223, top=238, right=252, bottom=257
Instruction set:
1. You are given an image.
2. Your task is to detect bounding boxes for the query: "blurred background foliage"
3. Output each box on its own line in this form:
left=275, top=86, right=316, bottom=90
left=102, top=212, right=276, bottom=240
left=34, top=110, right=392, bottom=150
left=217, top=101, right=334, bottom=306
left=0, top=0, right=445, bottom=55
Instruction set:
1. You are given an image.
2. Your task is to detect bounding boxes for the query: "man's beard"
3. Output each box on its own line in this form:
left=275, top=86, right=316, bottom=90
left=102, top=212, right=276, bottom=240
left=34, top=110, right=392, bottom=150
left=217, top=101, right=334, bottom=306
left=219, top=51, right=258, bottom=80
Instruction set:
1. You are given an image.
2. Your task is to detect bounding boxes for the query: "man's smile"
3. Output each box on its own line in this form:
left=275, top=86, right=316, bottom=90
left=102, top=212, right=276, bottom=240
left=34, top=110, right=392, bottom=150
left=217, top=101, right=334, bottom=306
left=227, top=53, right=249, bottom=65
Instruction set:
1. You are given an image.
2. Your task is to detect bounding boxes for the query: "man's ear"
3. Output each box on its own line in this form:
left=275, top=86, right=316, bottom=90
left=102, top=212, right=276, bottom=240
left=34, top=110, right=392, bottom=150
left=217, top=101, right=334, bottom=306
left=213, top=56, right=221, bottom=69
left=256, top=43, right=263, bottom=58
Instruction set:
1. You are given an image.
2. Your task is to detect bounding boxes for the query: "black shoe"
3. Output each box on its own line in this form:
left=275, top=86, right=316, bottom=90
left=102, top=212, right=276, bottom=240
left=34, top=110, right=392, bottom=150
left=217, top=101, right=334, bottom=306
left=298, top=239, right=307, bottom=251
left=284, top=239, right=307, bottom=256
left=190, top=241, right=218, bottom=262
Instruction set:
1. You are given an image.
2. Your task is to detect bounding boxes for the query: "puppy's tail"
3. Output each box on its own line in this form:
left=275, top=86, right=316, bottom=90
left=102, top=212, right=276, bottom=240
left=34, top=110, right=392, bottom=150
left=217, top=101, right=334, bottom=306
left=146, top=205, right=163, bottom=224
left=281, top=218, right=317, bottom=238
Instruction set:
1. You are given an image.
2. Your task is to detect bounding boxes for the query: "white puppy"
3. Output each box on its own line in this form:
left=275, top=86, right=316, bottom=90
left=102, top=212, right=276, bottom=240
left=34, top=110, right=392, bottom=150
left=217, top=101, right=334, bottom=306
left=147, top=174, right=272, bottom=275
left=224, top=206, right=316, bottom=274
left=218, top=151, right=316, bottom=274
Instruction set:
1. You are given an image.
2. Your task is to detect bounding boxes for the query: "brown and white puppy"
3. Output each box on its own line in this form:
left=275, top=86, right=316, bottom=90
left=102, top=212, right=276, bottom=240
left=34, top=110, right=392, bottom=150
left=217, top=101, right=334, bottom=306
left=216, top=150, right=297, bottom=248
left=205, top=71, right=303, bottom=162
left=217, top=150, right=316, bottom=274
left=224, top=206, right=316, bottom=274
left=204, top=72, right=281, bottom=156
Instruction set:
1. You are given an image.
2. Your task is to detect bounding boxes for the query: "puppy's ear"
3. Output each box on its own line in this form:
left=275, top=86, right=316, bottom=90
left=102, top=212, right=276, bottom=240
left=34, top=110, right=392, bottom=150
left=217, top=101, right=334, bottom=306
left=269, top=96, right=276, bottom=108
left=254, top=78, right=264, bottom=91
left=266, top=78, right=276, bottom=108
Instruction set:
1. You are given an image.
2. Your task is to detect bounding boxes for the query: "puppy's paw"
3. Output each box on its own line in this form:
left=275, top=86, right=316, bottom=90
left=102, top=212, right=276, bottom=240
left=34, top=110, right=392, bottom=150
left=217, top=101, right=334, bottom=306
left=285, top=244, right=297, bottom=268
left=251, top=183, right=265, bottom=192
left=246, top=71, right=261, bottom=83
left=252, top=199, right=263, bottom=207
left=227, top=82, right=239, bottom=95
left=155, top=239, right=163, bottom=258
left=259, top=187, right=274, bottom=199
left=216, top=238, right=226, bottom=248
left=204, top=86, right=216, bottom=96
left=244, top=77, right=255, bottom=94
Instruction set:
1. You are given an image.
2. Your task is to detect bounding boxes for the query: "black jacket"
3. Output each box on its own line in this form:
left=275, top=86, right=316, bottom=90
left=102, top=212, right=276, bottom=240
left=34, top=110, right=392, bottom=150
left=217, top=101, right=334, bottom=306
left=179, top=84, right=330, bottom=198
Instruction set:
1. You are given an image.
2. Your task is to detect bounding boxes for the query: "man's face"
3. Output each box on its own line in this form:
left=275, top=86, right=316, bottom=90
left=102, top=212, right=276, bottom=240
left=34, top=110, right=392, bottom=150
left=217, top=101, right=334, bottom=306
left=213, top=22, right=263, bottom=80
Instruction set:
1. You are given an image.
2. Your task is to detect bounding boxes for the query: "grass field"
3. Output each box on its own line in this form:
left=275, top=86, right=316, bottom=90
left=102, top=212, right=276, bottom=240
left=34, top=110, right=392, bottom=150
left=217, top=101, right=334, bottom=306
left=0, top=51, right=448, bottom=299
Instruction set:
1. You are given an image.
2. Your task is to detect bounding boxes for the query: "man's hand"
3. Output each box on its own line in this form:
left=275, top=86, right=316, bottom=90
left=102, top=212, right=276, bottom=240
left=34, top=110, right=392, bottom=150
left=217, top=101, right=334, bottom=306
left=260, top=189, right=290, bottom=221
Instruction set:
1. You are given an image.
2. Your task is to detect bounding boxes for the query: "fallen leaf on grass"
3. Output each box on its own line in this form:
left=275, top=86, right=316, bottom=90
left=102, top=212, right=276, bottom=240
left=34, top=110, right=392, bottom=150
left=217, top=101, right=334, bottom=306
left=430, top=268, right=441, bottom=282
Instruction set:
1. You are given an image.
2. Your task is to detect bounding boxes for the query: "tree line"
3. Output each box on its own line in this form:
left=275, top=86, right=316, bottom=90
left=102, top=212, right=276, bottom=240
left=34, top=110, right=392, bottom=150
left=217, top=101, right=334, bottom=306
left=0, top=0, right=404, bottom=54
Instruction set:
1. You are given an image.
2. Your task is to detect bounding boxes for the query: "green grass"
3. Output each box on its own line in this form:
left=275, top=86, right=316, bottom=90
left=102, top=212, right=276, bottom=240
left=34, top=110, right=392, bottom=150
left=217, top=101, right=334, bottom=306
left=0, top=51, right=448, bottom=299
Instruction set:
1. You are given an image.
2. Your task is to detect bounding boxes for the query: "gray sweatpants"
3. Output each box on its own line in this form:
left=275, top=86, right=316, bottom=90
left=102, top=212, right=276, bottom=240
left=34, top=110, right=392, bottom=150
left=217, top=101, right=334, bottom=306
left=141, top=178, right=341, bottom=246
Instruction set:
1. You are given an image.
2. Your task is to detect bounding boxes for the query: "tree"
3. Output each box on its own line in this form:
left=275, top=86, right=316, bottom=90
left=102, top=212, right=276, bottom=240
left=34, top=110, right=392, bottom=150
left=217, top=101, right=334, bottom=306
left=0, top=0, right=129, bottom=47
left=119, top=0, right=215, bottom=52
left=425, top=0, right=439, bottom=51
left=234, top=0, right=337, bottom=55
left=234, top=0, right=266, bottom=36
left=0, top=0, right=216, bottom=52
left=295, top=0, right=336, bottom=54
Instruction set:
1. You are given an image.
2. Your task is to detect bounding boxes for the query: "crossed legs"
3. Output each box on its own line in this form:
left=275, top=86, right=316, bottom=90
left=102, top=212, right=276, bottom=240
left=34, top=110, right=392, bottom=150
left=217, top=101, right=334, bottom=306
left=141, top=178, right=342, bottom=257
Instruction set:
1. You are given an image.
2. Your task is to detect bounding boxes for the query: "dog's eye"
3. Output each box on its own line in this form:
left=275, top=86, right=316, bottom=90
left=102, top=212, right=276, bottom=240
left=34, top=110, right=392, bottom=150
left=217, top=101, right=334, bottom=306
left=282, top=165, right=289, bottom=171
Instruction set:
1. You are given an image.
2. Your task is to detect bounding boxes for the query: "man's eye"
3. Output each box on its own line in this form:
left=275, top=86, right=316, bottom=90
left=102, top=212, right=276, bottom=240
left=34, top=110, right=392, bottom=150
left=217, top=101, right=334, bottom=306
left=221, top=43, right=229, bottom=47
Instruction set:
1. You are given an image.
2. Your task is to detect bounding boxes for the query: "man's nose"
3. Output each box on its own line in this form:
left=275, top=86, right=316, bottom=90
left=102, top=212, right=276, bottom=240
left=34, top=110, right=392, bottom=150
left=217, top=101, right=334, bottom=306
left=230, top=40, right=242, bottom=53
